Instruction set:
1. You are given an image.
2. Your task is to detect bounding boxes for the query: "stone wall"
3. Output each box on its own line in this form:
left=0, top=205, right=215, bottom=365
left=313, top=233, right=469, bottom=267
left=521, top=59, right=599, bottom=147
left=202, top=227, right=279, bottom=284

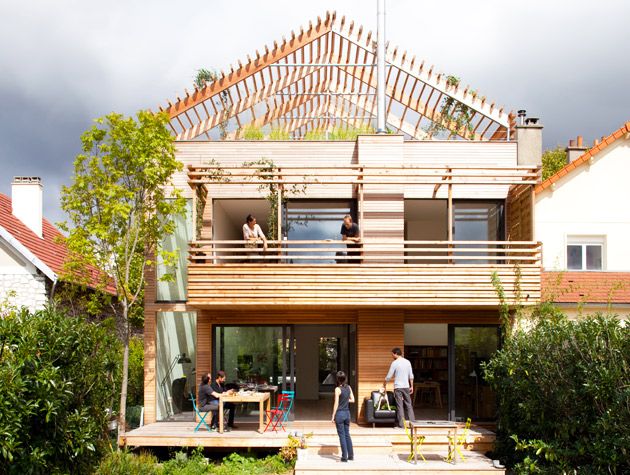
left=0, top=272, right=48, bottom=312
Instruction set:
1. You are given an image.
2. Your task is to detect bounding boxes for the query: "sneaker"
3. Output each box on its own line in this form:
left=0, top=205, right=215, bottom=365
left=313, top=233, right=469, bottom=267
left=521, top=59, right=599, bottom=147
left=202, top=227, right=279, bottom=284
left=340, top=459, right=348, bottom=463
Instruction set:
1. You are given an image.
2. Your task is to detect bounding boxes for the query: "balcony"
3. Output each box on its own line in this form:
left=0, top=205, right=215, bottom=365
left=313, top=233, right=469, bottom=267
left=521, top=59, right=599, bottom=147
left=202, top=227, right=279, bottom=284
left=187, top=239, right=541, bottom=307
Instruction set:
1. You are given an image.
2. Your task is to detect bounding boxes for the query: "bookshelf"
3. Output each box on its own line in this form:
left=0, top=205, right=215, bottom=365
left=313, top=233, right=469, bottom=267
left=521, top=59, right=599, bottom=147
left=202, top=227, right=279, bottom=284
left=405, top=345, right=448, bottom=405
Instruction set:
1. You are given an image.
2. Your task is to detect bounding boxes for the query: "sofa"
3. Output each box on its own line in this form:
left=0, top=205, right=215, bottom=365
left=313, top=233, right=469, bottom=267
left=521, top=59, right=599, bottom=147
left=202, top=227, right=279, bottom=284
left=364, top=390, right=397, bottom=428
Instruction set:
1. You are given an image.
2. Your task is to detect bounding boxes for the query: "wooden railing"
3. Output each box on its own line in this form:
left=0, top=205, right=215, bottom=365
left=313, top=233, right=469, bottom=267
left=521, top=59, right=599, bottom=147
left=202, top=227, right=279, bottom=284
left=188, top=240, right=541, bottom=264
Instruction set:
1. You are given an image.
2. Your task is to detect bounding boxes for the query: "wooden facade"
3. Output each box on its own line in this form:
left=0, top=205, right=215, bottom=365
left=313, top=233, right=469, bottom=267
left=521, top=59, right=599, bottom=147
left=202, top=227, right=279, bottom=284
left=140, top=12, right=543, bottom=438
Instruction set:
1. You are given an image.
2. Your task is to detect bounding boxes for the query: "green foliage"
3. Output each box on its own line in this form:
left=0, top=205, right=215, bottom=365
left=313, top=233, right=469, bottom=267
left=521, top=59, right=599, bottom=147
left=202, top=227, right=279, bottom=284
left=483, top=310, right=630, bottom=474
left=279, top=432, right=313, bottom=462
left=60, top=110, right=186, bottom=437
left=541, top=146, right=567, bottom=181
left=425, top=75, right=475, bottom=139
left=96, top=449, right=160, bottom=475
left=194, top=69, right=229, bottom=140
left=127, top=336, right=144, bottom=407
left=241, top=124, right=264, bottom=140
left=0, top=306, right=122, bottom=474
left=161, top=448, right=209, bottom=475
left=242, top=158, right=308, bottom=240
left=268, top=127, right=290, bottom=140
left=209, top=453, right=291, bottom=475
left=303, top=128, right=327, bottom=140
left=302, top=124, right=375, bottom=141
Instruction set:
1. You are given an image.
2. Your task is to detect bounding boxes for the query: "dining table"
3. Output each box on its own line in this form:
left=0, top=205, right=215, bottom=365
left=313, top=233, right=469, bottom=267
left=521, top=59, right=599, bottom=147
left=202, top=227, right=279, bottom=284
left=218, top=391, right=271, bottom=434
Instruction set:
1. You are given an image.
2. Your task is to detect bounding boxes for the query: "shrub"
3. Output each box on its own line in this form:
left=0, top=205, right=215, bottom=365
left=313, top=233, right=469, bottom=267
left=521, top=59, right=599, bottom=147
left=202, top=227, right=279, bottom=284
left=127, top=336, right=144, bottom=408
left=268, top=127, right=290, bottom=140
left=95, top=449, right=160, bottom=475
left=161, top=448, right=209, bottom=475
left=0, top=306, right=122, bottom=474
left=210, top=452, right=292, bottom=475
left=241, top=125, right=264, bottom=140
left=484, top=310, right=630, bottom=474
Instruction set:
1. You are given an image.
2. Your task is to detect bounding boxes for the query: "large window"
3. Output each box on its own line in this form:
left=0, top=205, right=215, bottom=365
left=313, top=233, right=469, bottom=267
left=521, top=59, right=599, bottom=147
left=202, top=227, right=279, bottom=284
left=283, top=200, right=356, bottom=264
left=156, top=311, right=196, bottom=421
left=157, top=200, right=192, bottom=301
left=452, top=201, right=504, bottom=264
left=567, top=236, right=605, bottom=270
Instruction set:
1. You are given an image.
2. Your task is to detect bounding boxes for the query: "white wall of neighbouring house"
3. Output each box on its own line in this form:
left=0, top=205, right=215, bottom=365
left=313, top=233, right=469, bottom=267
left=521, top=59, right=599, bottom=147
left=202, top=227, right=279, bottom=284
left=0, top=238, right=48, bottom=311
left=535, top=137, right=630, bottom=271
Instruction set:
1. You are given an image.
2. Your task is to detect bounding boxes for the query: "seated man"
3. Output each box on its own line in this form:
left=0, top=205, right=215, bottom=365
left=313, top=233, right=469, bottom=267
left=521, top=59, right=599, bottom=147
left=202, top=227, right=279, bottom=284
left=206, top=370, right=237, bottom=430
left=340, top=215, right=361, bottom=263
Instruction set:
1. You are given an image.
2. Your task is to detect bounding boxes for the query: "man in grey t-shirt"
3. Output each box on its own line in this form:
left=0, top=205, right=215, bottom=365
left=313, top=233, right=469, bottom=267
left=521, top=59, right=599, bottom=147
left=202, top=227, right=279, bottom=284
left=384, top=347, right=415, bottom=428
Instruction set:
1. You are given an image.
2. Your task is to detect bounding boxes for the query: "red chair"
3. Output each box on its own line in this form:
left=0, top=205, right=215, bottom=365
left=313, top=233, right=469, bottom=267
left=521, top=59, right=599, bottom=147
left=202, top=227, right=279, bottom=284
left=264, top=393, right=291, bottom=432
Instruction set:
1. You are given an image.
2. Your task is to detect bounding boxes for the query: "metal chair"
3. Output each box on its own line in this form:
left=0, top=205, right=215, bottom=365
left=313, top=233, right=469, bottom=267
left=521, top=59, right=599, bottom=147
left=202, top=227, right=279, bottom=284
left=446, top=417, right=471, bottom=463
left=190, top=393, right=215, bottom=432
left=404, top=420, right=426, bottom=463
left=280, top=390, right=295, bottom=424
left=264, top=393, right=291, bottom=432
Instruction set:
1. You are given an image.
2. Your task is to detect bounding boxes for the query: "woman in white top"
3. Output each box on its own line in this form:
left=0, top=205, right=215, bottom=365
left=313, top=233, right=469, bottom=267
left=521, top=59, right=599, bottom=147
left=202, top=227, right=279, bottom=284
left=242, top=214, right=268, bottom=252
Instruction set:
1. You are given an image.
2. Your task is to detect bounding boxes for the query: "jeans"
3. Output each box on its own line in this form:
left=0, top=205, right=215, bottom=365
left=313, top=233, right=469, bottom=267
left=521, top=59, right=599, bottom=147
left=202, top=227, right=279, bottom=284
left=205, top=400, right=235, bottom=428
left=393, top=388, right=415, bottom=428
left=335, top=409, right=354, bottom=461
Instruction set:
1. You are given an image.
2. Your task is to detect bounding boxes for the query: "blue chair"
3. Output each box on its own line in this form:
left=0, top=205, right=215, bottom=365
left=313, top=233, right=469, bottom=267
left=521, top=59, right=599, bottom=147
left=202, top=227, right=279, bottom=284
left=190, top=393, right=215, bottom=432
left=281, top=390, right=295, bottom=424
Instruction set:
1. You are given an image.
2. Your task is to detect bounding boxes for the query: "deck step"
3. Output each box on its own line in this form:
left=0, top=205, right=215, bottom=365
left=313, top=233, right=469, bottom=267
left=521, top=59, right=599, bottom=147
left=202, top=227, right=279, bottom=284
left=295, top=452, right=505, bottom=475
left=308, top=440, right=393, bottom=455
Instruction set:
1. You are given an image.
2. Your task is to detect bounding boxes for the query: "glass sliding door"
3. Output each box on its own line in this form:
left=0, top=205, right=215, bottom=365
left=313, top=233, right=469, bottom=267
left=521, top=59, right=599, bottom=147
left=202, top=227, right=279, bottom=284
left=213, top=325, right=294, bottom=391
left=452, top=201, right=504, bottom=264
left=448, top=325, right=499, bottom=422
left=283, top=200, right=356, bottom=264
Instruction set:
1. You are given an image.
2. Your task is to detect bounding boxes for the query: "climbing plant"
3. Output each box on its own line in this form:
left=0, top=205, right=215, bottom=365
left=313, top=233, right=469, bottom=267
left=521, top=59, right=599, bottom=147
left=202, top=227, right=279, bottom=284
left=194, top=68, right=229, bottom=140
left=425, top=75, right=476, bottom=139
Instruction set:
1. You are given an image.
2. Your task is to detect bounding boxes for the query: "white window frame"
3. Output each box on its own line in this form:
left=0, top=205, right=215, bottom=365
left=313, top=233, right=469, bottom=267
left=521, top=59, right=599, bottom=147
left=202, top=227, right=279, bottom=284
left=565, top=235, right=606, bottom=271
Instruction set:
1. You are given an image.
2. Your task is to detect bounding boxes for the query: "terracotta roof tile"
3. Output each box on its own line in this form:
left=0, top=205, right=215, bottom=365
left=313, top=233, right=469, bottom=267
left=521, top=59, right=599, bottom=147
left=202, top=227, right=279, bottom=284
left=0, top=193, right=115, bottom=294
left=542, top=271, right=630, bottom=304
left=535, top=121, right=630, bottom=194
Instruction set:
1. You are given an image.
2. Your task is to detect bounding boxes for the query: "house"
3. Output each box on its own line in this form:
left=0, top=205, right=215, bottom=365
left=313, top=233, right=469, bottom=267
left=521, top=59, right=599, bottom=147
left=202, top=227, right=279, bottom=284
left=0, top=176, right=112, bottom=312
left=139, top=11, right=543, bottom=440
left=536, top=122, right=630, bottom=318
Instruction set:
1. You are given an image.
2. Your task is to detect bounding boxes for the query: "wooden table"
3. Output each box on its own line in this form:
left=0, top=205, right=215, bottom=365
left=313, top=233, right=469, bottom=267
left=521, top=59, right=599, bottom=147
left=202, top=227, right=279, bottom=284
left=413, top=381, right=442, bottom=408
left=409, top=420, right=458, bottom=464
left=218, top=391, right=271, bottom=433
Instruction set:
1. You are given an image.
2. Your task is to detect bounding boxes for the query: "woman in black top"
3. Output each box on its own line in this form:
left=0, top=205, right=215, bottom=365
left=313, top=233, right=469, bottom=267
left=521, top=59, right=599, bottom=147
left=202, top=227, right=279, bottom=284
left=331, top=371, right=355, bottom=462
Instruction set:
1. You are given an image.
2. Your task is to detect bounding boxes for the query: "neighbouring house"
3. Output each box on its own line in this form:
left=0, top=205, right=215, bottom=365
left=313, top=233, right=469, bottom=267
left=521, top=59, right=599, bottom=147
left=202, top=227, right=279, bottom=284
left=0, top=176, right=113, bottom=312
left=536, top=122, right=630, bottom=318
left=135, top=11, right=543, bottom=448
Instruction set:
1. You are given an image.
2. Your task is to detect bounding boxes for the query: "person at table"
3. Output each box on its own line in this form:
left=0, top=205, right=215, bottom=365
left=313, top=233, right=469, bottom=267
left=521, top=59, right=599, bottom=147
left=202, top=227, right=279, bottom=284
left=207, top=370, right=237, bottom=430
left=331, top=371, right=355, bottom=462
left=384, top=347, right=415, bottom=429
left=243, top=214, right=268, bottom=252
left=340, top=215, right=361, bottom=263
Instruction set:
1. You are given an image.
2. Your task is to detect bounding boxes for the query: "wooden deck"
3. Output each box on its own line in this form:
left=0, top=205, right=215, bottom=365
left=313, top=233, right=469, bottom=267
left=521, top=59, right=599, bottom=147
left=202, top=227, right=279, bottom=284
left=123, top=420, right=496, bottom=453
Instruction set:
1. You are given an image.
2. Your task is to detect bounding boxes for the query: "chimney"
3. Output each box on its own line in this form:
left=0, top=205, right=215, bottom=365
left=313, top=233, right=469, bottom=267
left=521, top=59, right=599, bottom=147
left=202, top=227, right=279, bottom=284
left=565, top=135, right=587, bottom=163
left=515, top=115, right=544, bottom=166
left=11, top=177, right=43, bottom=238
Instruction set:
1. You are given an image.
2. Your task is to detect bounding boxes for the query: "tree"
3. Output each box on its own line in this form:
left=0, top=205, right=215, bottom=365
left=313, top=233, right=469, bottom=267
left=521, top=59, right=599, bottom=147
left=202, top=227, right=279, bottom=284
left=60, top=110, right=185, bottom=444
left=541, top=146, right=567, bottom=181
left=0, top=306, right=121, bottom=473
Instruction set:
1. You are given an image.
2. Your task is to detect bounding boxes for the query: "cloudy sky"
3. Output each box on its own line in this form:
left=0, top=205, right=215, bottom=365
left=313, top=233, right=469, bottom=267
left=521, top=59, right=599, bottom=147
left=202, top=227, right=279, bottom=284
left=1, top=0, right=628, bottom=224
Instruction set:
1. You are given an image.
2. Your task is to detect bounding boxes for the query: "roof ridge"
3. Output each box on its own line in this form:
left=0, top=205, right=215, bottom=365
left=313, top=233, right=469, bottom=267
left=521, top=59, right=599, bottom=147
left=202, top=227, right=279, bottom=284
left=535, top=121, right=630, bottom=194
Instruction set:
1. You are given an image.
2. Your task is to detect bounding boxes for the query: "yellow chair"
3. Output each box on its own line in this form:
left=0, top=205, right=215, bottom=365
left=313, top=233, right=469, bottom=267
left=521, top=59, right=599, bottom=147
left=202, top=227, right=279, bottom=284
left=446, top=417, right=471, bottom=463
left=404, top=420, right=426, bottom=463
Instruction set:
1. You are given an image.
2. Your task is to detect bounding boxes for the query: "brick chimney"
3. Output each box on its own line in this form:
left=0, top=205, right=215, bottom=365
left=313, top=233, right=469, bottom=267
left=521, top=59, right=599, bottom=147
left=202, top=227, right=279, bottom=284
left=565, top=135, right=587, bottom=163
left=11, top=177, right=43, bottom=238
left=515, top=115, right=544, bottom=166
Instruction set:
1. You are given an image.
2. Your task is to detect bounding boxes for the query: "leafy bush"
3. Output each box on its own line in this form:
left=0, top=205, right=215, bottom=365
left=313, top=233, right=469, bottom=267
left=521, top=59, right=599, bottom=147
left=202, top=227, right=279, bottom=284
left=161, top=449, right=209, bottom=475
left=241, top=125, right=264, bottom=140
left=210, top=452, right=291, bottom=475
left=95, top=449, right=160, bottom=475
left=268, top=127, right=290, bottom=140
left=484, top=309, right=630, bottom=474
left=0, top=306, right=122, bottom=474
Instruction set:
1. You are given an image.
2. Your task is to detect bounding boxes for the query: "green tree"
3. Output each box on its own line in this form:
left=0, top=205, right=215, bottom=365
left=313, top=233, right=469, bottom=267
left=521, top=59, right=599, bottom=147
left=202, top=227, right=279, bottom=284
left=60, top=110, right=185, bottom=444
left=541, top=146, right=567, bottom=181
left=0, top=306, right=122, bottom=474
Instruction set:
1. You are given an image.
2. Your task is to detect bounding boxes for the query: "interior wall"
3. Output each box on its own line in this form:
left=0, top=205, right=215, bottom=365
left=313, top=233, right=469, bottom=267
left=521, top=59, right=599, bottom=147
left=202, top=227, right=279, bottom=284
left=213, top=199, right=271, bottom=240
left=294, top=325, right=348, bottom=401
left=404, top=323, right=448, bottom=346
left=404, top=200, right=448, bottom=240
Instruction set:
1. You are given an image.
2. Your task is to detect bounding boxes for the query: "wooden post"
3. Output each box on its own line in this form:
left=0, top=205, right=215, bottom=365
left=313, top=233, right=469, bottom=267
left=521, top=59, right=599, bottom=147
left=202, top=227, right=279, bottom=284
left=447, top=169, right=453, bottom=263
left=358, top=167, right=364, bottom=240
left=191, top=186, right=197, bottom=241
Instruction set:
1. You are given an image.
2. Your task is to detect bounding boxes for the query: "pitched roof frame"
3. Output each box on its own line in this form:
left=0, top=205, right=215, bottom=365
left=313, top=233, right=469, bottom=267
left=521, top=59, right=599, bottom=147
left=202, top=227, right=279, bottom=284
left=161, top=11, right=514, bottom=142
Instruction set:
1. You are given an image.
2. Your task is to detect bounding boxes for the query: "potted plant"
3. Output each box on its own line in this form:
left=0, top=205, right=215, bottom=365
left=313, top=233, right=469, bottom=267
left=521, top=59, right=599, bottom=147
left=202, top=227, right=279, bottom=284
left=280, top=432, right=313, bottom=462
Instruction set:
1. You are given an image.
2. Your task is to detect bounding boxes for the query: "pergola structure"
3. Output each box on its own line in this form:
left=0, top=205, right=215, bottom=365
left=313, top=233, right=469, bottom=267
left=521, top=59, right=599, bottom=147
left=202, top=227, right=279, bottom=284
left=161, top=11, right=515, bottom=141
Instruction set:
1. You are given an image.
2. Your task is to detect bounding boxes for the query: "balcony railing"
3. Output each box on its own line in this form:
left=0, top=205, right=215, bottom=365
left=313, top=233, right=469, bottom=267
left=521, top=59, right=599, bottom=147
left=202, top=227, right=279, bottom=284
left=189, top=239, right=541, bottom=264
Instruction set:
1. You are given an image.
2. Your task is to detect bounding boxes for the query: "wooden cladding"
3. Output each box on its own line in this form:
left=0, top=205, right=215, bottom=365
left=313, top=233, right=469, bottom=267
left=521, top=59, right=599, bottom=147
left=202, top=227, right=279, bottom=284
left=187, top=261, right=541, bottom=308
left=506, top=184, right=534, bottom=241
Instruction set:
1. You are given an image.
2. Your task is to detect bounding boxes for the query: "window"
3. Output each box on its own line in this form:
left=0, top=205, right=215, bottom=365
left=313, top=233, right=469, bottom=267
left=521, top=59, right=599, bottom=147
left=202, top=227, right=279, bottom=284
left=157, top=199, right=192, bottom=301
left=566, top=237, right=604, bottom=270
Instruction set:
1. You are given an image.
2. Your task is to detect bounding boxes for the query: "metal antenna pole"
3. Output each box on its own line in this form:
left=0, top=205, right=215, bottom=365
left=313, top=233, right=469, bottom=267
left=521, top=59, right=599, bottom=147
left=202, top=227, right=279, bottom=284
left=376, top=0, right=386, bottom=133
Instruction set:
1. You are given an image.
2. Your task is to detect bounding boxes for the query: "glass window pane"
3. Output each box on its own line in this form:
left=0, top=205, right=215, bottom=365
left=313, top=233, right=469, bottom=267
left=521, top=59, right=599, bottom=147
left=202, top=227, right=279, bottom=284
left=586, top=245, right=602, bottom=270
left=567, top=245, right=583, bottom=270
left=452, top=201, right=504, bottom=264
left=156, top=311, right=196, bottom=421
left=157, top=200, right=192, bottom=301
